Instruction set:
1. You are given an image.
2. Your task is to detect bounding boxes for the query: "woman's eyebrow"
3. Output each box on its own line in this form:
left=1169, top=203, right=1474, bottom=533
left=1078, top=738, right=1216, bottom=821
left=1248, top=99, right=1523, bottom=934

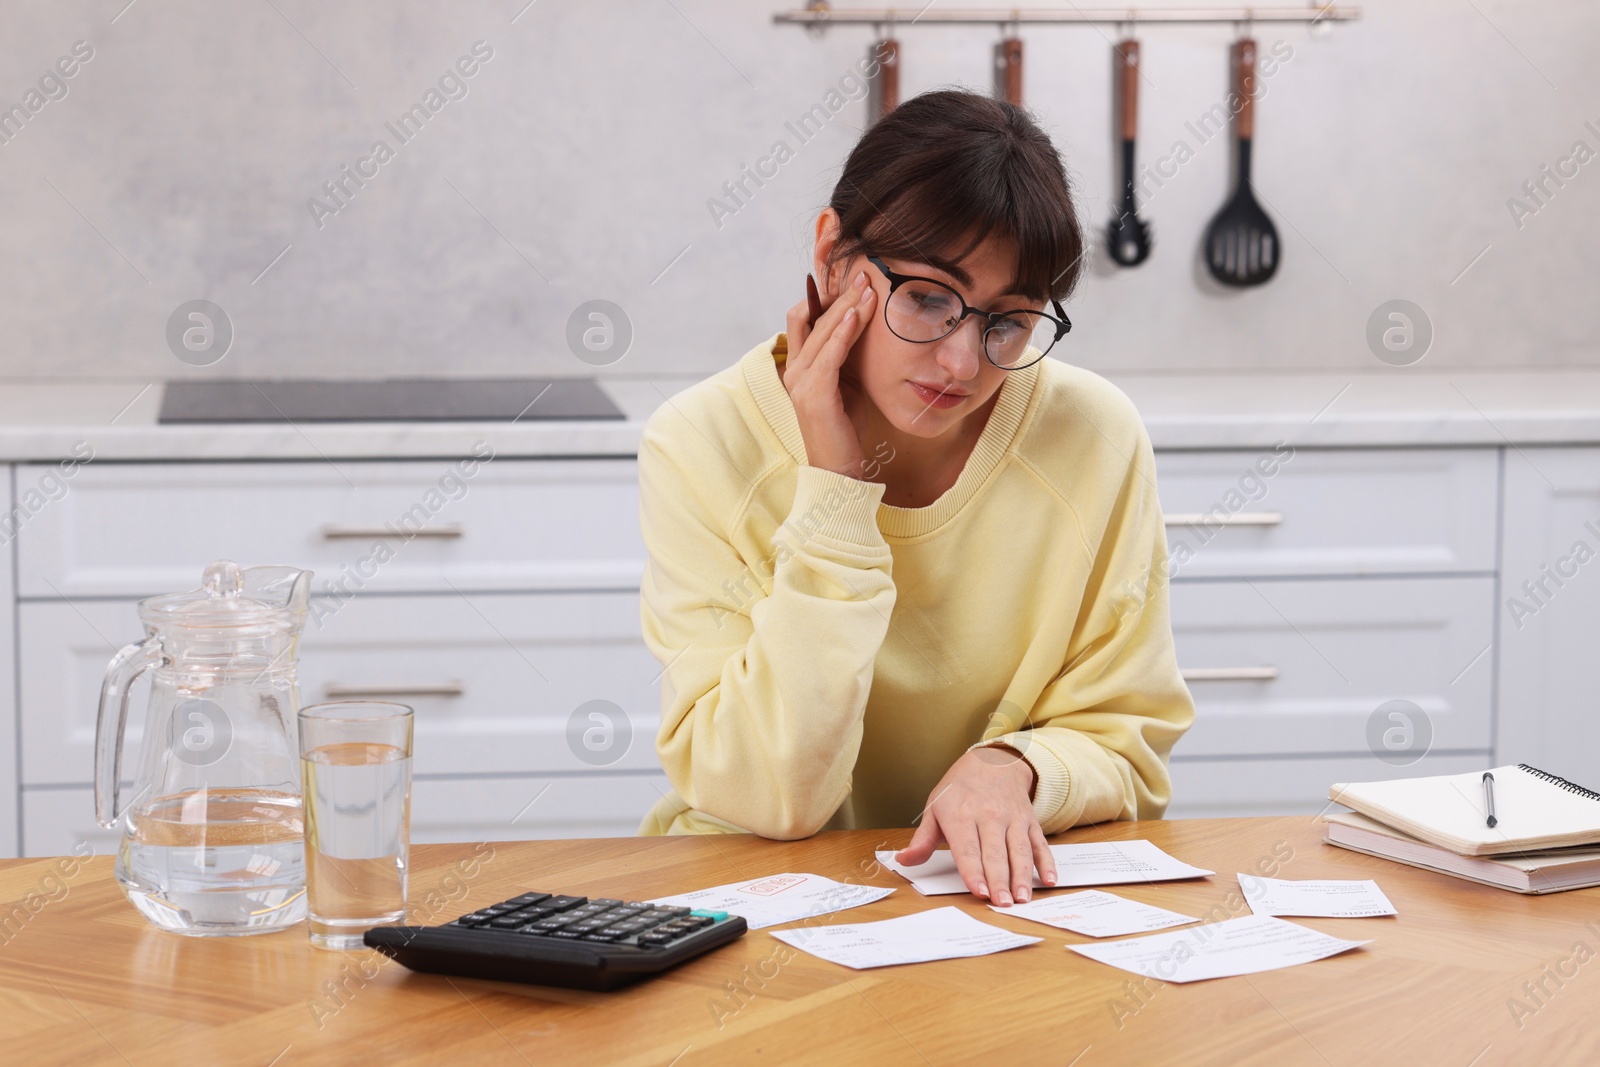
left=910, top=259, right=1030, bottom=302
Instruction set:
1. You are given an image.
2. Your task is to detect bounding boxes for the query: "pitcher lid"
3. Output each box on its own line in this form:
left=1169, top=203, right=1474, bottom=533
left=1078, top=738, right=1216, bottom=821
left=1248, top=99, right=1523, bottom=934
left=138, top=560, right=313, bottom=628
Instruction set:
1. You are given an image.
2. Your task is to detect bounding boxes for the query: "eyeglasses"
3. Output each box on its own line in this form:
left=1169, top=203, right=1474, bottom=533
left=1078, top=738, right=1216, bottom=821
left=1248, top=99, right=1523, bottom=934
left=865, top=254, right=1071, bottom=370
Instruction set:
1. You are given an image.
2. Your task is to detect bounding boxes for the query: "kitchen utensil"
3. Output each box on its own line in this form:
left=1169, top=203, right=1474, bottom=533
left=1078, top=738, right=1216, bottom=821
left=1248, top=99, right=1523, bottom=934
left=1107, top=39, right=1152, bottom=267
left=96, top=559, right=314, bottom=935
left=870, top=38, right=899, bottom=121
left=995, top=37, right=1023, bottom=106
left=1203, top=38, right=1279, bottom=286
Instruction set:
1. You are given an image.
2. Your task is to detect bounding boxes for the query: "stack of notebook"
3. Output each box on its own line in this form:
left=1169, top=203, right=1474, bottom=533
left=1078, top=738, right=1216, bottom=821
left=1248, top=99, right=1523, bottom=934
left=1324, top=764, right=1600, bottom=894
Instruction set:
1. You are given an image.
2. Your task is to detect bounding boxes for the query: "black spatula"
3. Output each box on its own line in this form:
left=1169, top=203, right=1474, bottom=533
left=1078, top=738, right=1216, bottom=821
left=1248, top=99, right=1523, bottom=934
left=1107, top=39, right=1151, bottom=267
left=1204, top=38, right=1279, bottom=287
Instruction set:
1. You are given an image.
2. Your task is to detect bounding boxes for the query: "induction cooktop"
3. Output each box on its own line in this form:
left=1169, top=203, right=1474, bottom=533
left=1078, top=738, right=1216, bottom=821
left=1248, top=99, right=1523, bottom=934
left=158, top=378, right=624, bottom=424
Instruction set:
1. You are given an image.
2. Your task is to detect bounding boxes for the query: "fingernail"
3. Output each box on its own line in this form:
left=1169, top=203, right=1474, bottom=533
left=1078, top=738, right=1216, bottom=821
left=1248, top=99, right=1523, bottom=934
left=855, top=270, right=868, bottom=288
left=1044, top=873, right=1057, bottom=886
left=975, top=882, right=988, bottom=897
left=1018, top=888, right=1031, bottom=902
left=996, top=891, right=1011, bottom=905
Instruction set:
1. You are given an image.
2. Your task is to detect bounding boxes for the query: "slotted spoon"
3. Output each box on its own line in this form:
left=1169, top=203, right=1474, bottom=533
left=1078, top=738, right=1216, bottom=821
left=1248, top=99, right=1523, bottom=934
left=1203, top=38, right=1279, bottom=287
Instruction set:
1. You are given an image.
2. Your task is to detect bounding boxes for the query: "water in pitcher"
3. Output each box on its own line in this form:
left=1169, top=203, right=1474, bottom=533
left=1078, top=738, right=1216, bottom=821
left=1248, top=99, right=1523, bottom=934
left=117, top=788, right=307, bottom=935
left=303, top=741, right=412, bottom=948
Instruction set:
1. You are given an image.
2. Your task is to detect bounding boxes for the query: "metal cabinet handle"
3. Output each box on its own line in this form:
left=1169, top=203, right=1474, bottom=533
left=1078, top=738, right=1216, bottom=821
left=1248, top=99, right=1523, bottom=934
left=1180, top=666, right=1280, bottom=682
left=322, top=524, right=465, bottom=540
left=1164, top=512, right=1282, bottom=527
left=323, top=682, right=466, bottom=699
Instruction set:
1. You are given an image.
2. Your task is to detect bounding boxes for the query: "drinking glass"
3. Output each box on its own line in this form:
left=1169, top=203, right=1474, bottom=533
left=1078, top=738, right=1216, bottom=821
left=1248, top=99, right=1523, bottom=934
left=298, top=701, right=414, bottom=950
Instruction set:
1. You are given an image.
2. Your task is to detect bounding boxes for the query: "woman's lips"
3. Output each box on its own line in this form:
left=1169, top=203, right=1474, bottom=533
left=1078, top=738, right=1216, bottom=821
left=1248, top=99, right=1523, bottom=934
left=910, top=381, right=969, bottom=409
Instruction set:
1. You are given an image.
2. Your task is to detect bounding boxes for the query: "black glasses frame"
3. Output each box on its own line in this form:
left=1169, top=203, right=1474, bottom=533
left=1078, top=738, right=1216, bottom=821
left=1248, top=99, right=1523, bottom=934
left=865, top=254, right=1071, bottom=370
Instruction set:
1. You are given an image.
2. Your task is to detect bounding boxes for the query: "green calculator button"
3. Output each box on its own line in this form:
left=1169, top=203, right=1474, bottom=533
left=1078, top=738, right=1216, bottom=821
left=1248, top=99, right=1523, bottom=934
left=690, top=909, right=728, bottom=921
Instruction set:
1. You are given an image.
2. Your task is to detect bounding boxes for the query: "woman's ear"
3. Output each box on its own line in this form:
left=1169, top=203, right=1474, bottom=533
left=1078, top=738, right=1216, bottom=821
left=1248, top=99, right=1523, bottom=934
left=812, top=208, right=844, bottom=302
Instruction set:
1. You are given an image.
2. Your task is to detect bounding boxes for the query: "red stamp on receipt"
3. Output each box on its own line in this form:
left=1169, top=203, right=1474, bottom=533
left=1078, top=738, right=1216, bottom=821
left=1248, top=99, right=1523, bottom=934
left=739, top=875, right=806, bottom=897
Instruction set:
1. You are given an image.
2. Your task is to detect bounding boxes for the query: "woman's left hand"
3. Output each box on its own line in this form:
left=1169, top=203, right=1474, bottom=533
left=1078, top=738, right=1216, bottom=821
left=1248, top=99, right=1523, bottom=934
left=894, top=746, right=1058, bottom=905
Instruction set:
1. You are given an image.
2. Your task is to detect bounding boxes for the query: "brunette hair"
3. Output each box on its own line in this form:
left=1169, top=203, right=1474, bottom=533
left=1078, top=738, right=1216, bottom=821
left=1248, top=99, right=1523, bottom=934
left=823, top=89, right=1085, bottom=307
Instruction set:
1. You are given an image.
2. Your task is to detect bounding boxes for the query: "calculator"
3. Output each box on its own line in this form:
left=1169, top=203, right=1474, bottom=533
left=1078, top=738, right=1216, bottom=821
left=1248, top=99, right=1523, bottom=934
left=362, top=891, right=749, bottom=991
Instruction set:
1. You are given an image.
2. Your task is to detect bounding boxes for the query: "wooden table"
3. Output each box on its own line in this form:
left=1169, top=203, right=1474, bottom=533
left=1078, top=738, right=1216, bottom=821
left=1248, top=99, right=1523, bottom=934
left=3, top=816, right=1598, bottom=1066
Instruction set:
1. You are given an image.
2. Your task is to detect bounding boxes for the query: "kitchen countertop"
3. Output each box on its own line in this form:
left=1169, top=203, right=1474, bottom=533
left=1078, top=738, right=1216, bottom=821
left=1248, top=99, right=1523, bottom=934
left=3, top=369, right=1600, bottom=462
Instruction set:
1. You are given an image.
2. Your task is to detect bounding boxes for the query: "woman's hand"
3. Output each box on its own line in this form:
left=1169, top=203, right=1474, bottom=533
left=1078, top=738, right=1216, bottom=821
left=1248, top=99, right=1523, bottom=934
left=780, top=268, right=876, bottom=479
left=895, top=745, right=1058, bottom=905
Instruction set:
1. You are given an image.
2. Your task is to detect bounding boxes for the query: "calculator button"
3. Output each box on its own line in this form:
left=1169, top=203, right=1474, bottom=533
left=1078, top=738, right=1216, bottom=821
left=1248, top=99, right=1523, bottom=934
left=690, top=909, right=728, bottom=921
left=653, top=906, right=692, bottom=917
left=455, top=912, right=494, bottom=925
left=589, top=898, right=623, bottom=908
left=544, top=896, right=586, bottom=911
left=488, top=916, right=532, bottom=929
left=508, top=893, right=551, bottom=906
left=549, top=930, right=585, bottom=939
left=482, top=904, right=520, bottom=915
left=638, top=933, right=673, bottom=946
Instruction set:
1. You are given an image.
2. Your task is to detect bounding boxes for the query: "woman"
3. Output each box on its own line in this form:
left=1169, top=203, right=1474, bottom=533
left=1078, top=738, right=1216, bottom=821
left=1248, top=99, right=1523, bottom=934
left=636, top=88, right=1194, bottom=908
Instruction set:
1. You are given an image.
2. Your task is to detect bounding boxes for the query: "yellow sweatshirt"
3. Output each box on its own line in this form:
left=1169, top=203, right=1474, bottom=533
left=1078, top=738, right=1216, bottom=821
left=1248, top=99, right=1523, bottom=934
left=637, top=333, right=1194, bottom=839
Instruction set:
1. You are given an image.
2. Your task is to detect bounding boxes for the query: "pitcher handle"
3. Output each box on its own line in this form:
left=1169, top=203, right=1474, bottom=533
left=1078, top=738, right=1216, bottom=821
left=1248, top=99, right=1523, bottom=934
left=95, top=636, right=166, bottom=828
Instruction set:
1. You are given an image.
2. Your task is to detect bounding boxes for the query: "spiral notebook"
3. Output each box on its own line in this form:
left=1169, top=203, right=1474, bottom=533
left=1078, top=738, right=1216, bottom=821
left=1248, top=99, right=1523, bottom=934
left=1329, top=764, right=1600, bottom=857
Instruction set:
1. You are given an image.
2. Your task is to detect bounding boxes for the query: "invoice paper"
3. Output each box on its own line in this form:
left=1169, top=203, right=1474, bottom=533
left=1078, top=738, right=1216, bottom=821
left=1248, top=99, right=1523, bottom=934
left=648, top=873, right=894, bottom=930
left=770, top=906, right=1042, bottom=969
left=1069, top=914, right=1372, bottom=983
left=876, top=840, right=1213, bottom=896
left=1236, top=873, right=1397, bottom=918
left=990, top=889, right=1200, bottom=937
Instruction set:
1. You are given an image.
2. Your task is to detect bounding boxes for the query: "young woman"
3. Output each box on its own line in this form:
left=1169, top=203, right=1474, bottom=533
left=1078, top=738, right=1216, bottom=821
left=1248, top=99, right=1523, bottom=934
left=636, top=89, right=1194, bottom=907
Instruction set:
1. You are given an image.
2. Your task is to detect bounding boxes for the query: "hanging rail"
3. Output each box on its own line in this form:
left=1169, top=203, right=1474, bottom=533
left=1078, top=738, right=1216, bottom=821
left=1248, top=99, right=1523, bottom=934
left=774, top=4, right=1360, bottom=26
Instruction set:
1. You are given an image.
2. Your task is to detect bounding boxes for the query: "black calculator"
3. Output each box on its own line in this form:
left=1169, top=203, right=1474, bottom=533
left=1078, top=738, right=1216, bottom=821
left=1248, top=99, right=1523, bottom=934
left=363, top=891, right=749, bottom=991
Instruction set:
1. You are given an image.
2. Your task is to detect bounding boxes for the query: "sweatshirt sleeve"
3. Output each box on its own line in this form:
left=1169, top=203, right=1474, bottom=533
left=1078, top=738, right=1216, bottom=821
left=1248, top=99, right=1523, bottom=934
left=638, top=426, right=897, bottom=840
left=972, top=425, right=1195, bottom=834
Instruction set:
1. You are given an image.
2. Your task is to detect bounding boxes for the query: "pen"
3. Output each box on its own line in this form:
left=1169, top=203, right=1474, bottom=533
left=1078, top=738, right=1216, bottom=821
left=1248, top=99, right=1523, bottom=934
left=1483, top=770, right=1497, bottom=829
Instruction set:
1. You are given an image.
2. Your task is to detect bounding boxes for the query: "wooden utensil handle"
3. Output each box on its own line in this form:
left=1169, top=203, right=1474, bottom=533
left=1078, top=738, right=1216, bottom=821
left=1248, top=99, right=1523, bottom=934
left=1235, top=37, right=1256, bottom=139
left=873, top=38, right=899, bottom=120
left=1118, top=40, right=1140, bottom=141
left=997, top=38, right=1023, bottom=107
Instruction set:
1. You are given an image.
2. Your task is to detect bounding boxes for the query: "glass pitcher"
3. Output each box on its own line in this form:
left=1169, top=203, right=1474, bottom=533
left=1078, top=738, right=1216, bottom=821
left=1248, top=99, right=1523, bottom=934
left=95, top=559, right=314, bottom=936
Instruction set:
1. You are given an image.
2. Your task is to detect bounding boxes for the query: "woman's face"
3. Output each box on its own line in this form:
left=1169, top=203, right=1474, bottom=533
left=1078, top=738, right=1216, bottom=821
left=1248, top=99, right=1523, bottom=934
left=824, top=234, right=1035, bottom=441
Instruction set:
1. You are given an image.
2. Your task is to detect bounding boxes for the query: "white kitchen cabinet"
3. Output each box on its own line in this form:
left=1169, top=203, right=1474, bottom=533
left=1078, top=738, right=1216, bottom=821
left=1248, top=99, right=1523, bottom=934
left=0, top=471, right=16, bottom=856
left=20, top=591, right=663, bottom=786
left=1169, top=576, right=1494, bottom=757
left=1496, top=447, right=1600, bottom=787
left=1157, top=448, right=1498, bottom=578
left=1166, top=753, right=1489, bottom=819
left=20, top=775, right=671, bottom=858
left=14, top=459, right=643, bottom=599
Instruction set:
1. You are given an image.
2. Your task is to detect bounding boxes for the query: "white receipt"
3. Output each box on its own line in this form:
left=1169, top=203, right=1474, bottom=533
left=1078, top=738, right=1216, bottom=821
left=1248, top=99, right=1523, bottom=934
left=1237, top=873, right=1397, bottom=918
left=991, top=889, right=1199, bottom=937
left=770, top=906, right=1041, bottom=970
left=876, top=840, right=1213, bottom=896
left=647, top=873, right=893, bottom=930
left=1070, top=914, right=1371, bottom=983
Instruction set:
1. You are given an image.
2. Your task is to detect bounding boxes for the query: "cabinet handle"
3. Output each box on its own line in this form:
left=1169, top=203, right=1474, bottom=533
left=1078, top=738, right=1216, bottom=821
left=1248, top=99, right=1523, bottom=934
left=323, top=682, right=466, bottom=699
left=1164, top=512, right=1282, bottom=527
left=321, top=524, right=465, bottom=540
left=1180, top=667, right=1280, bottom=682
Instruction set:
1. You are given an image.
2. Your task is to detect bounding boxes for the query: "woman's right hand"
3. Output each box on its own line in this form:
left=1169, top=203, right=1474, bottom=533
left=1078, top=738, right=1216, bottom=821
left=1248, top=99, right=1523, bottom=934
left=781, top=268, right=876, bottom=479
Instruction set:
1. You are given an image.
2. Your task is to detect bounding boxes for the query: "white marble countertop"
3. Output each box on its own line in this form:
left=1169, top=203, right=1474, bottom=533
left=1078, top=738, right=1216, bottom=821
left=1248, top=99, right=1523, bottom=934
left=3, top=370, right=1600, bottom=462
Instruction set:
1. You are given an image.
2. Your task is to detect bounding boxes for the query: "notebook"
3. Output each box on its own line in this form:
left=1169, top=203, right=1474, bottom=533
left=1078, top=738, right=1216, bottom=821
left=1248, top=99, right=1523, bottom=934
left=1328, top=764, right=1600, bottom=856
left=1322, top=811, right=1600, bottom=894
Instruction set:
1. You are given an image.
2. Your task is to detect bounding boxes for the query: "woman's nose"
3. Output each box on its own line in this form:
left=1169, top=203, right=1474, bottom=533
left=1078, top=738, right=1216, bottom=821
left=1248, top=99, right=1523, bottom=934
left=934, top=318, right=984, bottom=381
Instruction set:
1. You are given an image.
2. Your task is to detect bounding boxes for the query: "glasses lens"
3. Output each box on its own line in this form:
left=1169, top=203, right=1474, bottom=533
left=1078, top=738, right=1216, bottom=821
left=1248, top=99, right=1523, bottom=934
left=885, top=279, right=964, bottom=342
left=985, top=312, right=1053, bottom=368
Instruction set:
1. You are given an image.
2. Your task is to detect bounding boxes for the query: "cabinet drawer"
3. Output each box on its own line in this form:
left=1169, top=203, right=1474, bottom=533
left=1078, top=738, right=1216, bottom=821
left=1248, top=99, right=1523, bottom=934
left=1169, top=576, right=1494, bottom=758
left=19, top=592, right=665, bottom=786
left=410, top=774, right=668, bottom=844
left=1155, top=448, right=1497, bottom=577
left=1166, top=753, right=1489, bottom=819
left=20, top=775, right=666, bottom=856
left=15, top=458, right=643, bottom=598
